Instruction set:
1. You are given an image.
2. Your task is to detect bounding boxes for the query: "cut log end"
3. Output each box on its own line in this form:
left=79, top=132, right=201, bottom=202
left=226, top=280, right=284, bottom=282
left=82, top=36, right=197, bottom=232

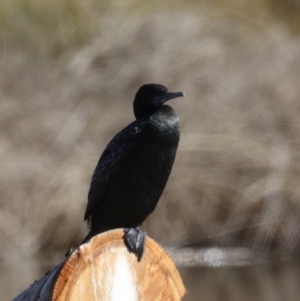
left=13, top=229, right=186, bottom=301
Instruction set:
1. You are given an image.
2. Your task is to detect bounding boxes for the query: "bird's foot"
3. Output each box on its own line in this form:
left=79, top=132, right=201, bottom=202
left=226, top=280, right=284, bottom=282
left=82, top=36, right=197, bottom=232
left=124, top=227, right=146, bottom=261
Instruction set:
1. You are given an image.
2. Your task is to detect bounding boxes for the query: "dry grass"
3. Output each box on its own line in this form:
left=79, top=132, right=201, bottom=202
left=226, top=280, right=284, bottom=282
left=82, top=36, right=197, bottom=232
left=1, top=1, right=300, bottom=300
left=0, top=0, right=299, bottom=58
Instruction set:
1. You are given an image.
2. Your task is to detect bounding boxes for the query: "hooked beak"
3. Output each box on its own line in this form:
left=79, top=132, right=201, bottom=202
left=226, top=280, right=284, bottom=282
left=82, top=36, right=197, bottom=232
left=157, top=91, right=184, bottom=105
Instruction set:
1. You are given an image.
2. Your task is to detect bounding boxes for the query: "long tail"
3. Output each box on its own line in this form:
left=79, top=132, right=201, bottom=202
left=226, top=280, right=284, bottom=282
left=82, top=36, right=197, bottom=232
left=65, top=230, right=95, bottom=257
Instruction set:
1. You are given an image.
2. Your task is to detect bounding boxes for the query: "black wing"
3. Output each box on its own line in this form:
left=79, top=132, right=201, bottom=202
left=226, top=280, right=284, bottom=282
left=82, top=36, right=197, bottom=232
left=84, top=120, right=141, bottom=221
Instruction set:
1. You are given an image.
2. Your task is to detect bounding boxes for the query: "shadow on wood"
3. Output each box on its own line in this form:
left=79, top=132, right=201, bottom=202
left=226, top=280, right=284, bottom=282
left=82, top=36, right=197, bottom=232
left=12, top=229, right=186, bottom=301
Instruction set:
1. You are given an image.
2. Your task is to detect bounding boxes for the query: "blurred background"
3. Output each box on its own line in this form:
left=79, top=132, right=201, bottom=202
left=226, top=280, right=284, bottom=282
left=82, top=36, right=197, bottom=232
left=1, top=0, right=300, bottom=300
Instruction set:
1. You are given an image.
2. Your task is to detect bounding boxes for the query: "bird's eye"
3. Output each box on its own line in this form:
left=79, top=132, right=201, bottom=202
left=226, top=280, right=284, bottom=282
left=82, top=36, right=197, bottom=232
left=156, top=90, right=164, bottom=97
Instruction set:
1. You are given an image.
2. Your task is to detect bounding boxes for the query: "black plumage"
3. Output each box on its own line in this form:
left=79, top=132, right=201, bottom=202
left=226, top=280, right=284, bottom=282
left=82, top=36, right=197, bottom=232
left=82, top=84, right=183, bottom=258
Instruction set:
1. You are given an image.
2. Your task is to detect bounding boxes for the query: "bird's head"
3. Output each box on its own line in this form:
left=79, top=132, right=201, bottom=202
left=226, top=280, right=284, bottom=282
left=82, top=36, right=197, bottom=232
left=133, top=84, right=184, bottom=120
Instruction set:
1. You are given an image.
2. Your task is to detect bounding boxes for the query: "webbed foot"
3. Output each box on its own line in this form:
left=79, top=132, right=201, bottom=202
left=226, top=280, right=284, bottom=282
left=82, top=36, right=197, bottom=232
left=124, top=227, right=146, bottom=261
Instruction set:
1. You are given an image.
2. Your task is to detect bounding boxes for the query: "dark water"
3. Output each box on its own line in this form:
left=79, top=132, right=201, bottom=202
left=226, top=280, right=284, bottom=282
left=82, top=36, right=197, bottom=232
left=166, top=247, right=300, bottom=301
left=180, top=263, right=300, bottom=301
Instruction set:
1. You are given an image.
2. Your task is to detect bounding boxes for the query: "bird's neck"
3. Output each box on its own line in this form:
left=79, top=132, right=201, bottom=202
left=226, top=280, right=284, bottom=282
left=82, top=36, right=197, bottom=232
left=144, top=105, right=180, bottom=141
left=133, top=105, right=159, bottom=120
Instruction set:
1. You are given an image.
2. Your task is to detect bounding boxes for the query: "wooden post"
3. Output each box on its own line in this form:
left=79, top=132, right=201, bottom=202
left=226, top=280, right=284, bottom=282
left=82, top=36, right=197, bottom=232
left=12, top=229, right=186, bottom=301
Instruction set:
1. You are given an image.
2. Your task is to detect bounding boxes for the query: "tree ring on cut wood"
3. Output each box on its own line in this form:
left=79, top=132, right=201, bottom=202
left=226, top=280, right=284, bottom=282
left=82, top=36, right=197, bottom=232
left=53, top=229, right=186, bottom=301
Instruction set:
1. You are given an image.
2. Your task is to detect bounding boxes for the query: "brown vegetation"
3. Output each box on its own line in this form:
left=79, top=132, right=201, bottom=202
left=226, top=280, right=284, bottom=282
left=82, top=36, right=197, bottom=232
left=1, top=1, right=300, bottom=300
